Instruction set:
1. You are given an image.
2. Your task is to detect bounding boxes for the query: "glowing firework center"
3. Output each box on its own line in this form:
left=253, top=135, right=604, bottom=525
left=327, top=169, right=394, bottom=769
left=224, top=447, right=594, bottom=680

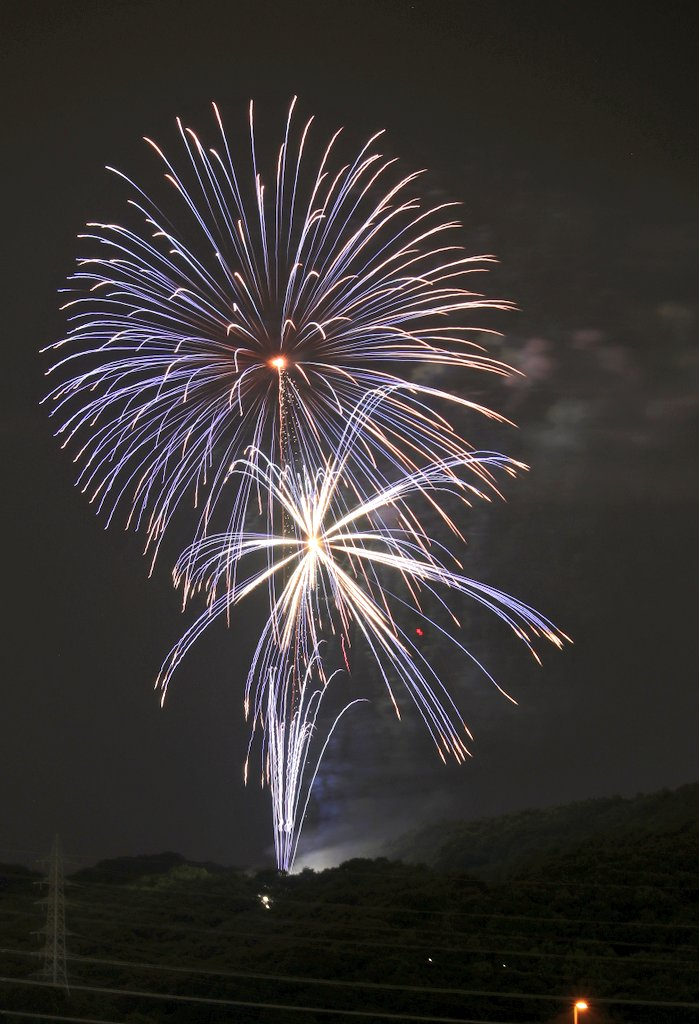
left=45, top=99, right=568, bottom=871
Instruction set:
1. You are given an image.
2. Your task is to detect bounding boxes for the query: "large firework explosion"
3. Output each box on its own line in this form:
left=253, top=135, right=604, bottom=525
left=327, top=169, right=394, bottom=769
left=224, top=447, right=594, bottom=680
left=44, top=100, right=566, bottom=870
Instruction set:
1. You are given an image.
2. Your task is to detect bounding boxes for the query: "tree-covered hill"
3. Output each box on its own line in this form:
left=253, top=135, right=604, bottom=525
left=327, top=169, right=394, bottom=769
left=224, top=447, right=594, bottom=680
left=385, top=783, right=699, bottom=878
left=1, top=784, right=697, bottom=1024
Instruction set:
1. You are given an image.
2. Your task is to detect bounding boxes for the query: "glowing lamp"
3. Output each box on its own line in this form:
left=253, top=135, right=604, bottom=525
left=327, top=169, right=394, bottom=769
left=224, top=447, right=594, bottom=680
left=573, top=1001, right=588, bottom=1024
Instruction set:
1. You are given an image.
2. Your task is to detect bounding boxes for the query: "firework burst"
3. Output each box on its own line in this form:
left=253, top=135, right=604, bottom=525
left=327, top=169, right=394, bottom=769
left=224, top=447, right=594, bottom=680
left=43, top=99, right=514, bottom=575
left=44, top=102, right=567, bottom=870
left=154, top=391, right=568, bottom=867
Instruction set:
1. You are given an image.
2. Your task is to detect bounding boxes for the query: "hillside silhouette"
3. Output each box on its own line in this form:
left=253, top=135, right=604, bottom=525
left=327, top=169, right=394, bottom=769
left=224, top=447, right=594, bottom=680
left=386, top=782, right=699, bottom=878
left=1, top=784, right=697, bottom=1023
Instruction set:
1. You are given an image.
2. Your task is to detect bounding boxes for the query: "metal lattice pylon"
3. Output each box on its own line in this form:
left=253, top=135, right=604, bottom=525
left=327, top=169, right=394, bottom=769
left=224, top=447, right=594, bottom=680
left=34, top=834, right=69, bottom=990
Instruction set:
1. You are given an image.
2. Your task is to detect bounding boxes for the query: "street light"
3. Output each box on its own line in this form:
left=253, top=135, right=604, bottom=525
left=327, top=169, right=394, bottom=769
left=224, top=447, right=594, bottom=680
left=573, top=1000, right=588, bottom=1024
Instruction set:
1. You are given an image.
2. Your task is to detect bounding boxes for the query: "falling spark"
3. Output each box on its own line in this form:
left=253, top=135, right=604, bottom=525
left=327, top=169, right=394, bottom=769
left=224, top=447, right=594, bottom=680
left=44, top=102, right=567, bottom=870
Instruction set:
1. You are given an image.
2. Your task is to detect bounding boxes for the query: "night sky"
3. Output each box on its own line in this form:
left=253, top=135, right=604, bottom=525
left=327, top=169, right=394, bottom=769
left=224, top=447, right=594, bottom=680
left=3, top=0, right=698, bottom=871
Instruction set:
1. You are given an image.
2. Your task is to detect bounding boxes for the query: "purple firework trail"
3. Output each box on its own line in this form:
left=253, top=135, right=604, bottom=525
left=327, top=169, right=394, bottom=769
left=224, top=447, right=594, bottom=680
left=43, top=100, right=567, bottom=869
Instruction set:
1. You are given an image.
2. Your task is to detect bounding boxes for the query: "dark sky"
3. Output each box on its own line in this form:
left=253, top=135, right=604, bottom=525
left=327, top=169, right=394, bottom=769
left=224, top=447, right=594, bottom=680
left=2, top=0, right=698, bottom=870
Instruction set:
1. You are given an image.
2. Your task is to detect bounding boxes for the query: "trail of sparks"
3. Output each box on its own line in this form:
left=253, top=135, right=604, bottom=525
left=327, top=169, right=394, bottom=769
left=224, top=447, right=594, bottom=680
left=42, top=99, right=515, bottom=580
left=44, top=102, right=568, bottom=871
left=154, top=393, right=569, bottom=867
left=262, top=655, right=367, bottom=871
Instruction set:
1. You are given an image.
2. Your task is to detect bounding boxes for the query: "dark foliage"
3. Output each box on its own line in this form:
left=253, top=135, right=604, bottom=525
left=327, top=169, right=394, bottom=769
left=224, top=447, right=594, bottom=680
left=386, top=783, right=699, bottom=878
left=1, top=784, right=697, bottom=1023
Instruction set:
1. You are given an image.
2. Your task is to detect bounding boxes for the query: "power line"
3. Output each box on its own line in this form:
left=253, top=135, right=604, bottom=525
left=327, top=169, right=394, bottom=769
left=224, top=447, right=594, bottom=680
left=0, top=976, right=553, bottom=1023
left=3, top=946, right=699, bottom=1006
left=2, top=920, right=693, bottom=986
left=3, top=902, right=696, bottom=961
left=71, top=945, right=699, bottom=976
left=1, top=973, right=698, bottom=1013
left=62, top=901, right=699, bottom=952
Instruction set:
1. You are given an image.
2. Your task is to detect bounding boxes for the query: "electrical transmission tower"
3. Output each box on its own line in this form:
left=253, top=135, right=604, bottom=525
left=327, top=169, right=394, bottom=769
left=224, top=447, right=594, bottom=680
left=35, top=834, right=69, bottom=991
